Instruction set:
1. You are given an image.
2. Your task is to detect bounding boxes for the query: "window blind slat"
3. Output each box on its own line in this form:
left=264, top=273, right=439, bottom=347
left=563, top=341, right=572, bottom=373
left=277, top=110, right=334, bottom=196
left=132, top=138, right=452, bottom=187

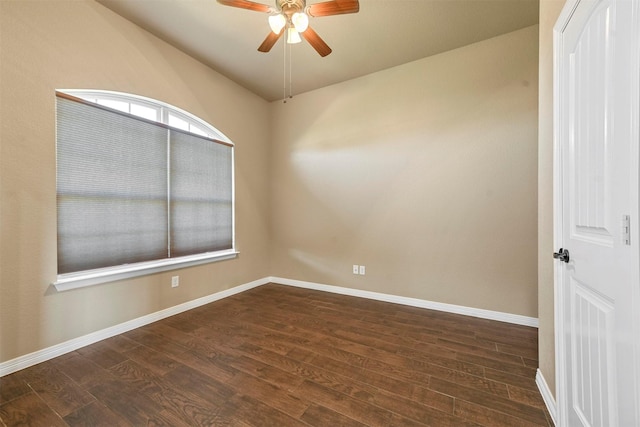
left=56, top=97, right=168, bottom=274
left=169, top=130, right=233, bottom=257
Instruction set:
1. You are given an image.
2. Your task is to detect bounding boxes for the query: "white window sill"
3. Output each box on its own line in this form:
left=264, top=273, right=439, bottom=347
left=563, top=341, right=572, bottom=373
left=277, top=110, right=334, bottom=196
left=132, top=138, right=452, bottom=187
left=52, top=250, right=239, bottom=292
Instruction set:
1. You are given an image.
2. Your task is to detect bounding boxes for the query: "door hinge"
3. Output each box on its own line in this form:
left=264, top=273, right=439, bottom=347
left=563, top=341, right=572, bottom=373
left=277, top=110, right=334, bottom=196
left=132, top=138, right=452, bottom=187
left=623, top=215, right=631, bottom=245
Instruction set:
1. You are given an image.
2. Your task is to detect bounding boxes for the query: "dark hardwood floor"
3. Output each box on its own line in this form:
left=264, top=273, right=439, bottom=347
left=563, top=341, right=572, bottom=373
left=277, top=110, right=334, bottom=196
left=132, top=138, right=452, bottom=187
left=0, top=284, right=552, bottom=426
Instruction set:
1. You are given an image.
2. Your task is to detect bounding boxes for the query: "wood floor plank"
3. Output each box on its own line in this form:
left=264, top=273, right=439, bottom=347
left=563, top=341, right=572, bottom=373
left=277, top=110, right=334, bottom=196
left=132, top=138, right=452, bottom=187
left=162, top=316, right=203, bottom=334
left=484, top=367, right=539, bottom=391
left=456, top=352, right=536, bottom=377
left=63, top=401, right=130, bottom=427
left=0, top=284, right=548, bottom=427
left=394, top=345, right=485, bottom=377
left=429, top=377, right=549, bottom=425
left=0, top=372, right=31, bottom=405
left=226, top=370, right=310, bottom=418
left=123, top=344, right=180, bottom=376
left=301, top=403, right=368, bottom=427
left=149, top=367, right=232, bottom=426
left=218, top=394, right=309, bottom=427
left=122, top=328, right=189, bottom=358
left=162, top=364, right=235, bottom=404
left=87, top=379, right=177, bottom=426
left=140, top=321, right=208, bottom=351
left=218, top=351, right=305, bottom=391
left=294, top=350, right=417, bottom=397
left=507, top=385, right=548, bottom=409
left=437, top=338, right=526, bottom=366
left=53, top=352, right=116, bottom=390
left=28, top=368, right=95, bottom=417
left=75, top=341, right=128, bottom=369
left=100, top=334, right=140, bottom=354
left=496, top=342, right=539, bottom=361
left=342, top=326, right=466, bottom=367
left=295, top=379, right=394, bottom=427
left=409, top=385, right=456, bottom=414
left=369, top=388, right=475, bottom=427
left=289, top=327, right=510, bottom=399
left=97, top=364, right=204, bottom=426
left=230, top=341, right=389, bottom=402
left=111, top=370, right=218, bottom=426
left=150, top=381, right=222, bottom=426
left=167, top=349, right=239, bottom=384
left=0, top=392, right=67, bottom=426
left=108, top=359, right=166, bottom=396
left=475, top=328, right=539, bottom=349
left=454, top=399, right=549, bottom=427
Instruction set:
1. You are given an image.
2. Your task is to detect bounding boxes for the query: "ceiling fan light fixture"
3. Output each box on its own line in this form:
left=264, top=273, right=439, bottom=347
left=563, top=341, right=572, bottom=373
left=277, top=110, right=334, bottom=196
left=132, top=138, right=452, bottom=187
left=268, top=13, right=286, bottom=34
left=218, top=0, right=360, bottom=56
left=286, top=27, right=302, bottom=44
left=292, top=12, right=309, bottom=32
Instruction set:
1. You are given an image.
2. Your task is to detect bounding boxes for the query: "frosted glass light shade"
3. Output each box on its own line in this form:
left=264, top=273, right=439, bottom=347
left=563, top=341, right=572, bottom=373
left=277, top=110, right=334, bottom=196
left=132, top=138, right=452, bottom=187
left=292, top=12, right=309, bottom=32
left=268, top=14, right=286, bottom=34
left=286, top=27, right=302, bottom=44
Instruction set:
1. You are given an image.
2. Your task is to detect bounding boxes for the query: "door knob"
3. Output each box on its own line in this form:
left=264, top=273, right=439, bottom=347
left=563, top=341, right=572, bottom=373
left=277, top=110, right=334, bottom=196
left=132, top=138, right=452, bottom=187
left=553, top=248, right=570, bottom=263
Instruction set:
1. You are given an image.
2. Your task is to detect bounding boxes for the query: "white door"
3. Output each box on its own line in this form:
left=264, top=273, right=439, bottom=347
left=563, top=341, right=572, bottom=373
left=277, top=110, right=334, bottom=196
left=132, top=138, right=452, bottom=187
left=554, top=0, right=640, bottom=426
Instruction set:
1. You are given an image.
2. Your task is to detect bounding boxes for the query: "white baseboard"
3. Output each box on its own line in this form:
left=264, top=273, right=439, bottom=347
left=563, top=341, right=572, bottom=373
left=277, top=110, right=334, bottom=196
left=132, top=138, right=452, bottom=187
left=269, top=276, right=539, bottom=328
left=1, top=275, right=539, bottom=377
left=536, top=368, right=557, bottom=426
left=0, top=277, right=269, bottom=377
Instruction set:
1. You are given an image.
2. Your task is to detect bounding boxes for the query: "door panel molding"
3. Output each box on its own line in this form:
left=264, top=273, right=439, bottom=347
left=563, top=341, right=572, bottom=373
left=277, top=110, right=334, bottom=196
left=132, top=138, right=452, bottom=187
left=570, top=278, right=616, bottom=427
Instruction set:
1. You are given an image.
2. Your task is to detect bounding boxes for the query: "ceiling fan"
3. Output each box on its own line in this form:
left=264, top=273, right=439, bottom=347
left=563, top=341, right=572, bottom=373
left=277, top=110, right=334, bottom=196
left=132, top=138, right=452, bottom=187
left=217, top=0, right=360, bottom=57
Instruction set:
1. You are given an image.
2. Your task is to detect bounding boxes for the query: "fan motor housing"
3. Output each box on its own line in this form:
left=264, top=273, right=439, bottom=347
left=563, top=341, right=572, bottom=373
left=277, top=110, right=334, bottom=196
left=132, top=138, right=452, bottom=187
left=277, top=0, right=306, bottom=14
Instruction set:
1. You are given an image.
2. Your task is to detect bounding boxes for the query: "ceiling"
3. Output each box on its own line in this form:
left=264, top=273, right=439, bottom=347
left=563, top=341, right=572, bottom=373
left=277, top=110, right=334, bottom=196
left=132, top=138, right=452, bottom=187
left=97, top=0, right=539, bottom=102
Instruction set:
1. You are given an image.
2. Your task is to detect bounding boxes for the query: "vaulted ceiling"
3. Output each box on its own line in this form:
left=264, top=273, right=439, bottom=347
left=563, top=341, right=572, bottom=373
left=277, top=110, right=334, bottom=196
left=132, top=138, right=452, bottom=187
left=97, top=0, right=539, bottom=102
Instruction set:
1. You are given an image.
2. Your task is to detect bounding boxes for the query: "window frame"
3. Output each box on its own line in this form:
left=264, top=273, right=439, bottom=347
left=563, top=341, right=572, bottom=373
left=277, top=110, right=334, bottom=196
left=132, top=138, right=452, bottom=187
left=53, top=90, right=237, bottom=291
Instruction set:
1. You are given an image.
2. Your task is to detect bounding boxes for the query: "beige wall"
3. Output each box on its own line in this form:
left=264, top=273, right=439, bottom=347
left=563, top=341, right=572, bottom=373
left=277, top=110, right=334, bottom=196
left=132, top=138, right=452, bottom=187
left=538, top=0, right=567, bottom=399
left=270, top=26, right=539, bottom=317
left=0, top=0, right=271, bottom=362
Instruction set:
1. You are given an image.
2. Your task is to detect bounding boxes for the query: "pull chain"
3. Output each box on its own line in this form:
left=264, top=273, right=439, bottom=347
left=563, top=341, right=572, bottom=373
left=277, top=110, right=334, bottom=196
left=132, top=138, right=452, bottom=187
left=282, top=26, right=295, bottom=103
left=283, top=28, right=287, bottom=103
left=288, top=40, right=293, bottom=100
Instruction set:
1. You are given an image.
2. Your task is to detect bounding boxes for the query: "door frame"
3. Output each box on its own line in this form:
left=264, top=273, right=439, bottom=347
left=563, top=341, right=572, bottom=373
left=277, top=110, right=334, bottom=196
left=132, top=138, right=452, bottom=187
left=553, top=0, right=640, bottom=425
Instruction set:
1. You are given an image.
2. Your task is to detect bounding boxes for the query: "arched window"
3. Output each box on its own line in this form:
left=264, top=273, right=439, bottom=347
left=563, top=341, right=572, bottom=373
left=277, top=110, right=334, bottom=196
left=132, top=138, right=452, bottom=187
left=62, top=89, right=231, bottom=141
left=54, top=90, right=236, bottom=291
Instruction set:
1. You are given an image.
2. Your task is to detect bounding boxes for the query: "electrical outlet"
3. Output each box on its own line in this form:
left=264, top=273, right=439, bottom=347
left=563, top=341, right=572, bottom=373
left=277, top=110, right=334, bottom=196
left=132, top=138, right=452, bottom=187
left=353, top=265, right=359, bottom=274
left=171, top=276, right=180, bottom=288
left=359, top=265, right=366, bottom=275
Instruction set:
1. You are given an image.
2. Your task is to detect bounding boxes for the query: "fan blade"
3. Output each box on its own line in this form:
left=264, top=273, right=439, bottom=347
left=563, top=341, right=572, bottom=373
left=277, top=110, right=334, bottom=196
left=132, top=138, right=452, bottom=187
left=307, top=0, right=359, bottom=17
left=301, top=27, right=332, bottom=57
left=258, top=29, right=284, bottom=52
left=216, top=0, right=272, bottom=13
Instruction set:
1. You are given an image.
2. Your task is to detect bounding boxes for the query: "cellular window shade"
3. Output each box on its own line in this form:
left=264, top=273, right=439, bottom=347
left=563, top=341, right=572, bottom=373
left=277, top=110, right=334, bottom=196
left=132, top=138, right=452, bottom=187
left=56, top=94, right=234, bottom=277
left=170, top=130, right=233, bottom=257
left=56, top=97, right=169, bottom=274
